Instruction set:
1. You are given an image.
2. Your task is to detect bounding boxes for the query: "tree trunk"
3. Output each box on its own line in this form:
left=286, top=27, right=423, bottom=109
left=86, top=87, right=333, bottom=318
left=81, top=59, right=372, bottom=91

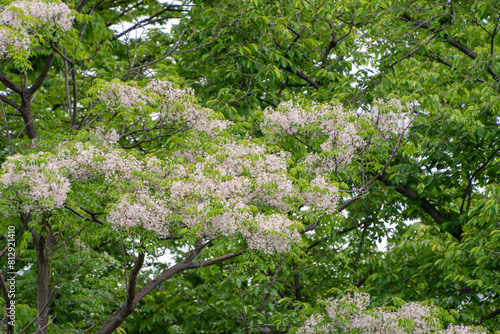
left=292, top=261, right=301, bottom=301
left=20, top=93, right=37, bottom=140
left=35, top=229, right=50, bottom=334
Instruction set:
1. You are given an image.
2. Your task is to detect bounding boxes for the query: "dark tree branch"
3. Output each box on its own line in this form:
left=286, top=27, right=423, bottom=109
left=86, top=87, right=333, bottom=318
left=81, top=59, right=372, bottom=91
left=0, top=72, right=22, bottom=94
left=50, top=44, right=74, bottom=65
left=379, top=172, right=445, bottom=225
left=379, top=172, right=462, bottom=239
left=76, top=0, right=90, bottom=11
left=112, top=6, right=177, bottom=41
left=305, top=221, right=366, bottom=253
left=352, top=220, right=370, bottom=270
left=300, top=221, right=319, bottom=234
left=28, top=53, right=56, bottom=97
left=0, top=96, right=20, bottom=110
left=125, top=252, right=145, bottom=310
left=481, top=307, right=500, bottom=323
left=64, top=204, right=105, bottom=225
left=121, top=30, right=221, bottom=79
left=401, top=12, right=499, bottom=81
left=283, top=66, right=320, bottom=89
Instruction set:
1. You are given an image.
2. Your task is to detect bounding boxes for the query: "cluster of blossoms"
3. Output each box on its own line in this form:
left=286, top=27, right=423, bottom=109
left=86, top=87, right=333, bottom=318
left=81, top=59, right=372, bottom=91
left=184, top=202, right=300, bottom=254
left=299, top=153, right=338, bottom=175
left=108, top=192, right=172, bottom=236
left=0, top=129, right=144, bottom=214
left=170, top=141, right=301, bottom=252
left=0, top=0, right=74, bottom=57
left=298, top=292, right=486, bottom=334
left=263, top=101, right=365, bottom=167
left=98, top=82, right=152, bottom=110
left=0, top=28, right=29, bottom=57
left=440, top=325, right=487, bottom=334
left=0, top=130, right=304, bottom=252
left=263, top=100, right=413, bottom=182
left=302, top=175, right=339, bottom=214
left=0, top=152, right=71, bottom=213
left=0, top=79, right=362, bottom=253
left=96, top=80, right=232, bottom=136
left=369, top=99, right=414, bottom=138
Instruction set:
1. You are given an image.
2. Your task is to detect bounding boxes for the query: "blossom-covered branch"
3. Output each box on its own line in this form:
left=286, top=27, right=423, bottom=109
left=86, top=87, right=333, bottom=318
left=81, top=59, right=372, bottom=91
left=299, top=292, right=486, bottom=334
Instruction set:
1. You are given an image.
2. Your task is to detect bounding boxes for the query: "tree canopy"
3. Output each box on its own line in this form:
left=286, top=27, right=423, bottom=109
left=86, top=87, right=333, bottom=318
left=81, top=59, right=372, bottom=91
left=0, top=0, right=499, bottom=333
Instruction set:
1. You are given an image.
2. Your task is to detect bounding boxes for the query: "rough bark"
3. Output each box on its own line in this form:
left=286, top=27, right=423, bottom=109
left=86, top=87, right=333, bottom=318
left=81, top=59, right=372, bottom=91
left=34, top=227, right=50, bottom=334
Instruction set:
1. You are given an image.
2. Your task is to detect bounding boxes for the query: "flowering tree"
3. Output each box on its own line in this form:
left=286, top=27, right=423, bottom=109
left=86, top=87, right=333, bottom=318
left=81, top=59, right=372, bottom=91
left=0, top=0, right=77, bottom=140
left=0, top=71, right=413, bottom=333
left=2, top=0, right=499, bottom=333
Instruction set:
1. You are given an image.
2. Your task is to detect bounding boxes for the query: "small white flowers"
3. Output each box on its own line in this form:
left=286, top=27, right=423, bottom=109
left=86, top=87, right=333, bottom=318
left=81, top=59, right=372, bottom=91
left=169, top=140, right=300, bottom=253
left=303, top=175, right=339, bottom=214
left=108, top=192, right=172, bottom=236
left=1, top=79, right=413, bottom=254
left=263, top=99, right=413, bottom=175
left=263, top=101, right=365, bottom=168
left=1, top=0, right=74, bottom=31
left=299, top=292, right=486, bottom=334
left=369, top=98, right=414, bottom=137
left=95, top=80, right=232, bottom=136
left=0, top=152, right=70, bottom=213
left=0, top=0, right=74, bottom=57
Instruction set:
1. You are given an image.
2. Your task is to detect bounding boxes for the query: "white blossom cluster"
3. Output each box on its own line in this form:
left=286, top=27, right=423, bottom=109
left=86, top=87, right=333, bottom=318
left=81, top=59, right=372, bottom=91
left=302, top=175, right=339, bottom=214
left=298, top=292, right=486, bottom=334
left=0, top=152, right=70, bottom=213
left=440, top=325, right=486, bottom=334
left=0, top=0, right=74, bottom=57
left=97, top=80, right=232, bottom=136
left=0, top=130, right=144, bottom=215
left=184, top=202, right=300, bottom=254
left=0, top=28, right=30, bottom=57
left=93, top=126, right=121, bottom=147
left=263, top=101, right=364, bottom=168
left=170, top=141, right=294, bottom=205
left=108, top=192, right=172, bottom=236
left=169, top=141, right=302, bottom=252
left=56, top=143, right=143, bottom=183
left=98, top=82, right=152, bottom=109
left=369, top=99, right=413, bottom=137
left=299, top=153, right=338, bottom=175
left=0, top=135, right=305, bottom=252
left=248, top=213, right=301, bottom=253
left=0, top=80, right=351, bottom=253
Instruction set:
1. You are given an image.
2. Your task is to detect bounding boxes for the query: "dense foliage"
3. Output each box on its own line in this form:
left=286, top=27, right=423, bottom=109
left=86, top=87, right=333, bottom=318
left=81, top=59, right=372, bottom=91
left=0, top=0, right=499, bottom=333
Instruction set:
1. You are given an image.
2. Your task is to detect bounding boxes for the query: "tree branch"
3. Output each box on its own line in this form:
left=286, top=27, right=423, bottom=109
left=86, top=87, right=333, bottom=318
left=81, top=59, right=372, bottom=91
left=401, top=12, right=499, bottom=80
left=28, top=53, right=56, bottom=97
left=125, top=252, right=145, bottom=309
left=0, top=96, right=20, bottom=110
left=0, top=72, right=22, bottom=94
left=480, top=307, right=500, bottom=324
left=283, top=66, right=320, bottom=90
left=379, top=172, right=462, bottom=239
